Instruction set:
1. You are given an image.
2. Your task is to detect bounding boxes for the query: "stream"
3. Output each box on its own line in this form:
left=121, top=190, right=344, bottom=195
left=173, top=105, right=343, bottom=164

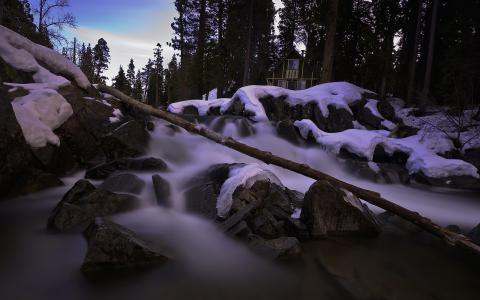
left=1, top=116, right=479, bottom=300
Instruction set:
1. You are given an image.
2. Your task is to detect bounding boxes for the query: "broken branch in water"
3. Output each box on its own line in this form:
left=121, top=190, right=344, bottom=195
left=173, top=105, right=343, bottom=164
left=97, top=84, right=480, bottom=256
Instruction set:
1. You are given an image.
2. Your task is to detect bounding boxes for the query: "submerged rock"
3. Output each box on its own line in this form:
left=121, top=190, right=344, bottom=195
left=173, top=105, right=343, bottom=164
left=48, top=179, right=139, bottom=232
left=301, top=180, right=379, bottom=238
left=85, top=157, right=168, bottom=180
left=152, top=174, right=171, bottom=207
left=99, top=173, right=146, bottom=195
left=81, top=218, right=167, bottom=273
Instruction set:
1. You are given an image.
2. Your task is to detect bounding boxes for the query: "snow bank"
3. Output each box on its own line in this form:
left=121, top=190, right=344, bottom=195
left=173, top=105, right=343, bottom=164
left=168, top=98, right=230, bottom=116
left=0, top=25, right=91, bottom=89
left=6, top=83, right=73, bottom=147
left=294, top=119, right=479, bottom=179
left=169, top=82, right=373, bottom=122
left=217, top=163, right=283, bottom=218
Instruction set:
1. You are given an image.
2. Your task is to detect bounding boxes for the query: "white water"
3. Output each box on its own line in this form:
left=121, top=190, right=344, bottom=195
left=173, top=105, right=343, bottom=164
left=1, top=116, right=479, bottom=300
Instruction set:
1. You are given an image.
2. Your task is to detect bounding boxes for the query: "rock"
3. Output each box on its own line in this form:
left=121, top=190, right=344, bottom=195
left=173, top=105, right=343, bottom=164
left=146, top=121, right=155, bottom=131
left=0, top=86, right=35, bottom=198
left=7, top=168, right=64, bottom=197
left=48, top=179, right=139, bottom=232
left=389, top=122, right=419, bottom=138
left=101, top=120, right=150, bottom=160
left=468, top=223, right=480, bottom=245
left=248, top=235, right=301, bottom=260
left=85, top=157, right=168, bottom=180
left=99, top=173, right=146, bottom=195
left=446, top=224, right=461, bottom=234
left=276, top=120, right=304, bottom=145
left=301, top=180, right=379, bottom=238
left=184, top=164, right=233, bottom=219
left=464, top=148, right=480, bottom=171
left=31, top=142, right=78, bottom=176
left=413, top=171, right=480, bottom=190
left=373, top=145, right=409, bottom=166
left=355, top=105, right=383, bottom=130
left=182, top=105, right=199, bottom=115
left=313, top=105, right=354, bottom=133
left=81, top=218, right=167, bottom=273
left=377, top=100, right=396, bottom=121
left=258, top=95, right=289, bottom=121
left=152, top=174, right=171, bottom=207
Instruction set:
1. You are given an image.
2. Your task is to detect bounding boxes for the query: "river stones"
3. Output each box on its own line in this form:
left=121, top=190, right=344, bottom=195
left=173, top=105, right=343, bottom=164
left=301, top=180, right=379, bottom=238
left=81, top=218, right=168, bottom=273
left=48, top=179, right=139, bottom=232
left=85, top=157, right=168, bottom=180
left=99, top=173, right=146, bottom=195
left=101, top=120, right=150, bottom=160
left=152, top=174, right=171, bottom=207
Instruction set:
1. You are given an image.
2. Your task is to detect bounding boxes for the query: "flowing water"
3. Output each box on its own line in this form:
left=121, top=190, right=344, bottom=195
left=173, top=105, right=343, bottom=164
left=1, top=116, right=479, bottom=300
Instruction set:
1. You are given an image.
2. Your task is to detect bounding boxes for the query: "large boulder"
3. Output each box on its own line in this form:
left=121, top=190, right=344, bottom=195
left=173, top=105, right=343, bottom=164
left=312, top=105, right=354, bottom=133
left=99, top=173, right=146, bottom=195
left=101, top=120, right=150, bottom=160
left=85, top=157, right=168, bottom=180
left=301, top=180, right=379, bottom=238
left=47, top=179, right=139, bottom=232
left=81, top=218, right=168, bottom=273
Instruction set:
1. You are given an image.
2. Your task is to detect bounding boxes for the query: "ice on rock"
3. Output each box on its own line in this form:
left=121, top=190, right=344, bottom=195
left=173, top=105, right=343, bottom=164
left=216, top=163, right=283, bottom=218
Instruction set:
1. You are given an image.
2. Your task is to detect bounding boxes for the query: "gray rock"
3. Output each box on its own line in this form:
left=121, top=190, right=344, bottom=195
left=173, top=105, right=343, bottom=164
left=313, top=105, right=354, bottom=133
left=248, top=235, right=301, bottom=260
left=101, top=120, right=150, bottom=160
left=81, top=219, right=167, bottom=273
left=276, top=119, right=304, bottom=145
left=355, top=105, right=383, bottom=130
left=100, top=173, right=146, bottom=195
left=468, top=223, right=480, bottom=245
left=48, top=179, right=139, bottom=232
left=85, top=157, right=168, bottom=180
left=152, top=174, right=171, bottom=207
left=301, top=180, right=379, bottom=238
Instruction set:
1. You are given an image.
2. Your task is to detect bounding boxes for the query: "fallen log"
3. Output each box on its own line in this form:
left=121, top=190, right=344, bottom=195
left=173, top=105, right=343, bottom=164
left=97, top=84, right=480, bottom=255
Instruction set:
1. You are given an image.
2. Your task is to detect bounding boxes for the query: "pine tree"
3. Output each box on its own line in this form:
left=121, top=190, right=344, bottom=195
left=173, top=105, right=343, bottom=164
left=126, top=58, right=136, bottom=93
left=79, top=43, right=95, bottom=82
left=93, top=38, right=110, bottom=83
left=278, top=0, right=302, bottom=58
left=165, top=54, right=179, bottom=104
left=131, top=70, right=144, bottom=101
left=152, top=43, right=165, bottom=106
left=112, top=66, right=130, bottom=94
left=141, top=59, right=154, bottom=98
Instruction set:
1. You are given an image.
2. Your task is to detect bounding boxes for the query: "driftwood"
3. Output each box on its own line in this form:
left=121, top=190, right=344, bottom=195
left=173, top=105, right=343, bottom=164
left=97, top=84, right=480, bottom=255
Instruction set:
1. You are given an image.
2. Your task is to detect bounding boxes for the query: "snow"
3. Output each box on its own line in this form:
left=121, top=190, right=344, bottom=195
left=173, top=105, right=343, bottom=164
left=0, top=25, right=90, bottom=89
left=6, top=83, right=73, bottom=147
left=294, top=119, right=479, bottom=179
left=202, top=88, right=218, bottom=100
left=365, top=99, right=383, bottom=119
left=217, top=163, right=283, bottom=218
left=168, top=98, right=230, bottom=116
left=291, top=208, right=302, bottom=219
left=368, top=162, right=381, bottom=173
left=109, top=108, right=124, bottom=123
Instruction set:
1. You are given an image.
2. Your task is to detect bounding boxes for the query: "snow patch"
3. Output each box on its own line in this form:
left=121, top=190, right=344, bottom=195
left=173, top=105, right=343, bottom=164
left=168, top=98, right=230, bottom=116
left=109, top=108, right=123, bottom=123
left=217, top=163, right=283, bottom=218
left=0, top=25, right=90, bottom=89
left=6, top=83, right=73, bottom=147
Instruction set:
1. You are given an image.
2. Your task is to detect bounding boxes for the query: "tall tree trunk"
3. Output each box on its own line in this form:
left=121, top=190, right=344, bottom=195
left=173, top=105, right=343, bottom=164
left=243, top=0, right=254, bottom=86
left=72, top=37, right=77, bottom=65
left=380, top=31, right=395, bottom=99
left=0, top=0, right=4, bottom=25
left=419, top=0, right=439, bottom=110
left=407, top=0, right=423, bottom=104
left=217, top=0, right=226, bottom=98
left=178, top=1, right=188, bottom=100
left=194, top=0, right=207, bottom=98
left=38, top=0, right=45, bottom=32
left=321, top=0, right=339, bottom=83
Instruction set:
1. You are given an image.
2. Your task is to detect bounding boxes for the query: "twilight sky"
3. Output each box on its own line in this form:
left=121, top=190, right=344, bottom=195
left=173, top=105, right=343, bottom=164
left=64, top=0, right=283, bottom=82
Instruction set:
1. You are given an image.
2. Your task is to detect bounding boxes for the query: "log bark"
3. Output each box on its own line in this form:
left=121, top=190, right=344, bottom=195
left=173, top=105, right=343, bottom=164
left=97, top=84, right=480, bottom=255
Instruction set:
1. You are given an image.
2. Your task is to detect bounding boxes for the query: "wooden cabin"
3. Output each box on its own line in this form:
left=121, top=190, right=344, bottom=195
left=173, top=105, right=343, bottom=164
left=266, top=50, right=320, bottom=90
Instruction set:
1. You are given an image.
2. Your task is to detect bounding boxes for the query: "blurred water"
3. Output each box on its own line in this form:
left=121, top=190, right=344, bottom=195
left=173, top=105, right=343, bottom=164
left=0, top=116, right=479, bottom=300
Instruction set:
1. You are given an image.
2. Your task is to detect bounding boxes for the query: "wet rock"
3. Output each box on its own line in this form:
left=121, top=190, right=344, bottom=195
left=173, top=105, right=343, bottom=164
left=99, top=173, right=146, bottom=195
left=301, top=180, right=379, bottom=238
left=248, top=235, right=301, bottom=260
left=313, top=106, right=354, bottom=133
left=7, top=168, right=64, bottom=197
left=468, top=223, right=480, bottom=245
left=413, top=172, right=480, bottom=190
left=85, top=157, right=168, bottom=180
left=101, top=120, right=150, bottom=160
left=0, top=86, right=35, bottom=198
left=152, top=174, right=171, bottom=207
left=184, top=164, right=233, bottom=219
left=276, top=120, right=304, bottom=145
left=81, top=218, right=167, bottom=273
left=48, top=179, right=139, bottom=232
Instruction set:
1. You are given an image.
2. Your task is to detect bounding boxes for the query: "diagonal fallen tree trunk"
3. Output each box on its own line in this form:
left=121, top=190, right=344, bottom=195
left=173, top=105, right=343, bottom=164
left=97, top=84, right=480, bottom=255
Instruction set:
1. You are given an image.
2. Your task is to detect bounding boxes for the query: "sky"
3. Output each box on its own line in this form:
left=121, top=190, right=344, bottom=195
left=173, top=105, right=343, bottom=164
left=62, top=0, right=283, bottom=82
